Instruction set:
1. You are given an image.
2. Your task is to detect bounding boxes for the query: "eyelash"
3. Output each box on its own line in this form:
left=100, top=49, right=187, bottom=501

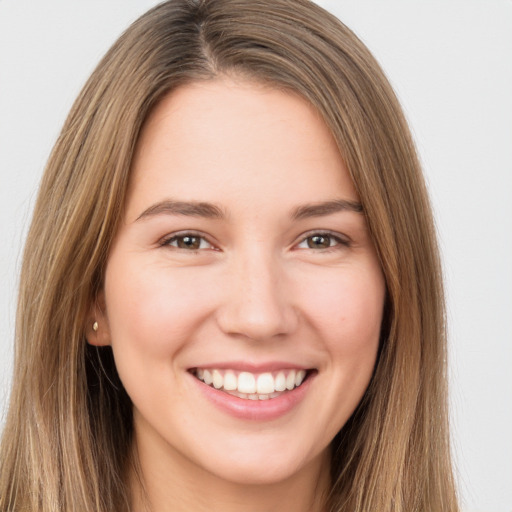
left=295, top=231, right=350, bottom=251
left=159, top=230, right=350, bottom=252
left=160, top=231, right=215, bottom=252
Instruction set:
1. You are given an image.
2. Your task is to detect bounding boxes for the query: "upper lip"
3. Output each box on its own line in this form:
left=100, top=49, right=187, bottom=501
left=189, top=361, right=313, bottom=372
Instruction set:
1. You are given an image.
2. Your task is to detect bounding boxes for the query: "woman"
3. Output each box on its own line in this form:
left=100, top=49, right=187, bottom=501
left=0, top=0, right=459, bottom=510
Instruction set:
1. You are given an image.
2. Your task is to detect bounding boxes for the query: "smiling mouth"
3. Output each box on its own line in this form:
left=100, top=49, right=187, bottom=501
left=190, top=368, right=313, bottom=401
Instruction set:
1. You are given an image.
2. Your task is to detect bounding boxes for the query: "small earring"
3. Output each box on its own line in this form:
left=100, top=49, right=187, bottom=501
left=92, top=321, right=98, bottom=332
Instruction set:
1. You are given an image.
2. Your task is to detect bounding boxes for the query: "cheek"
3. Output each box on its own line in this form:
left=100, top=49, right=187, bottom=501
left=302, top=266, right=385, bottom=358
left=103, top=255, right=217, bottom=358
left=102, top=255, right=223, bottom=413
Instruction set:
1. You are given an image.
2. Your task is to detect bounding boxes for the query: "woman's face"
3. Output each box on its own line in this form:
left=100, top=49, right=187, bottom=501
left=97, top=78, right=385, bottom=486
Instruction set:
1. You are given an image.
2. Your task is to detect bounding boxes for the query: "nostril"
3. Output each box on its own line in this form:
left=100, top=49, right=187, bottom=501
left=215, top=301, right=298, bottom=342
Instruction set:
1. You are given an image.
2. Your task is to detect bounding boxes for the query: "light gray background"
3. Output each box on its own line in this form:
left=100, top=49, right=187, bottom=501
left=0, top=1, right=511, bottom=511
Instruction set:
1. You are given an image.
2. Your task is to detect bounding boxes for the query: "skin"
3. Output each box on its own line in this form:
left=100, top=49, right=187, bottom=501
left=88, top=77, right=386, bottom=512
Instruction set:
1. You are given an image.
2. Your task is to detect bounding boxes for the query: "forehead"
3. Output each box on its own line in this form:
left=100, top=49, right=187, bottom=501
left=126, top=77, right=358, bottom=220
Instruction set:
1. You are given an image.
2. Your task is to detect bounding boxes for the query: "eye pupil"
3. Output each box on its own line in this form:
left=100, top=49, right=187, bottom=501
left=177, top=236, right=200, bottom=249
left=308, top=235, right=330, bottom=248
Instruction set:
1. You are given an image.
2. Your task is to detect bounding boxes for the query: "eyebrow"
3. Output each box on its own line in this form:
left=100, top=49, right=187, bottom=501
left=291, top=199, right=363, bottom=219
left=135, top=198, right=363, bottom=222
left=136, top=200, right=226, bottom=221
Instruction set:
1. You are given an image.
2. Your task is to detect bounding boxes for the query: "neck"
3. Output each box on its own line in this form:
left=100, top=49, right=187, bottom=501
left=128, top=432, right=331, bottom=512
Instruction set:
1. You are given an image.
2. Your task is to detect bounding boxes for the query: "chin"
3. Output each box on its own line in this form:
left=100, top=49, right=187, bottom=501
left=192, top=435, right=329, bottom=487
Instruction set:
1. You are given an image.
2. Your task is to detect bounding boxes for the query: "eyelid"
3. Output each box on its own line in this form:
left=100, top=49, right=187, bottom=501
left=159, top=230, right=218, bottom=251
left=293, top=230, right=351, bottom=250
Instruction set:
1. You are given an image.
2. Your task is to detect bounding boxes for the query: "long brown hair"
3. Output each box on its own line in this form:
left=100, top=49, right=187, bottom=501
left=0, top=1, right=458, bottom=510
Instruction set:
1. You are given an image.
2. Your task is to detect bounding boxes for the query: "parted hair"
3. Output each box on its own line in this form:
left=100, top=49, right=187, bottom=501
left=0, top=0, right=458, bottom=510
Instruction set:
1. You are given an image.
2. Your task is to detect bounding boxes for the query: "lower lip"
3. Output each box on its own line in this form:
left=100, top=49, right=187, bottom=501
left=189, top=372, right=314, bottom=421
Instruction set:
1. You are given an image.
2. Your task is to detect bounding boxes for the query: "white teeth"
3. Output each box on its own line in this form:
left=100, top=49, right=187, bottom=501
left=238, top=372, right=256, bottom=394
left=286, top=370, right=296, bottom=390
left=275, top=371, right=286, bottom=391
left=295, top=370, right=306, bottom=387
left=212, top=369, right=223, bottom=389
left=203, top=369, right=213, bottom=385
left=194, top=368, right=309, bottom=399
left=223, top=371, right=237, bottom=391
left=256, top=372, right=275, bottom=394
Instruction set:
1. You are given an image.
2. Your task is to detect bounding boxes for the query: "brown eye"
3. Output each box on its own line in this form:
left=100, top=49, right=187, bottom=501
left=296, top=232, right=348, bottom=251
left=177, top=236, right=201, bottom=249
left=165, top=234, right=212, bottom=250
left=306, top=234, right=333, bottom=249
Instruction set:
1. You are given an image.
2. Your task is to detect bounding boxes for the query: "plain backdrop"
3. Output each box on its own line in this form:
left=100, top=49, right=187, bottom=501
left=0, top=1, right=511, bottom=511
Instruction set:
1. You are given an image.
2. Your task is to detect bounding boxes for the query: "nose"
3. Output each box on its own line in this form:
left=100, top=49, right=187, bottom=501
left=216, top=250, right=298, bottom=342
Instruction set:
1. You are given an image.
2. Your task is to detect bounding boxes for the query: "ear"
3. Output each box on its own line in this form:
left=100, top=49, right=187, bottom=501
left=85, top=291, right=111, bottom=347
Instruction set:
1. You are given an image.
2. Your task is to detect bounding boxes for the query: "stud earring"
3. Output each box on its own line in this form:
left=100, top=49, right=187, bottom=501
left=92, top=321, right=98, bottom=332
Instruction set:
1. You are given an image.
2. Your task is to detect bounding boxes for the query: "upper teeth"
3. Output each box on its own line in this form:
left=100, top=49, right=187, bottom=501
left=195, top=368, right=307, bottom=396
